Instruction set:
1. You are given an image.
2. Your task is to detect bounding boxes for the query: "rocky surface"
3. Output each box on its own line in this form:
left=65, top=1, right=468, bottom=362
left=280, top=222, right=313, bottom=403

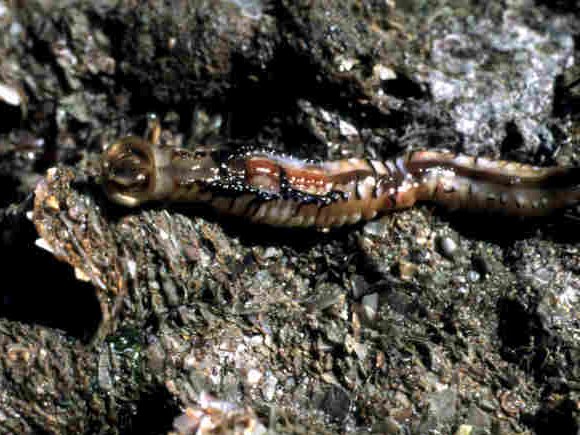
left=0, top=0, right=579, bottom=433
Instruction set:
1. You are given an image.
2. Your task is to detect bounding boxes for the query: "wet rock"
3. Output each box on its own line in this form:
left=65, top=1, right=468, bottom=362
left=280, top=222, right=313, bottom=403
left=428, top=4, right=574, bottom=155
left=33, top=167, right=126, bottom=341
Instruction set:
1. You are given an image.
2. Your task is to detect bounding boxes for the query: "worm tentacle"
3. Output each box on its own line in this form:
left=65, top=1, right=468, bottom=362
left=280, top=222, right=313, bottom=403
left=101, top=138, right=580, bottom=228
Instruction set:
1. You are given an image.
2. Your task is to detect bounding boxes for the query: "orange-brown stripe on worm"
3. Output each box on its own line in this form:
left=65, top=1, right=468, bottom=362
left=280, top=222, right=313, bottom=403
left=101, top=137, right=580, bottom=229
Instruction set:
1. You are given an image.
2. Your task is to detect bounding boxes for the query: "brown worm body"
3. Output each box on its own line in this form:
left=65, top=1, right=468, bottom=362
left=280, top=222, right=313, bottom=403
left=101, top=137, right=580, bottom=229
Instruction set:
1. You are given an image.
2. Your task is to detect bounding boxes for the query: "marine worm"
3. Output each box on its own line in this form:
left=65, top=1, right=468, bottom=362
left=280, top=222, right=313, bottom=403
left=101, top=136, right=580, bottom=229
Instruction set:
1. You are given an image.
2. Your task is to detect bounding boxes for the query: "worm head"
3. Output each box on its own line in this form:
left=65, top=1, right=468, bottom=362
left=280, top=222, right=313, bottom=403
left=101, top=136, right=156, bottom=207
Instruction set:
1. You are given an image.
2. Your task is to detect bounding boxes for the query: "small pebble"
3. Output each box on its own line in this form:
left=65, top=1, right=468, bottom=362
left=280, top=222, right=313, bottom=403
left=350, top=274, right=368, bottom=299
left=398, top=260, right=417, bottom=280
left=454, top=425, right=473, bottom=435
left=0, top=82, right=22, bottom=106
left=35, top=238, right=54, bottom=254
left=246, top=368, right=262, bottom=385
left=467, top=270, right=480, bottom=282
left=363, top=220, right=387, bottom=237
left=74, top=267, right=90, bottom=282
left=361, top=293, right=379, bottom=321
left=438, top=235, right=458, bottom=260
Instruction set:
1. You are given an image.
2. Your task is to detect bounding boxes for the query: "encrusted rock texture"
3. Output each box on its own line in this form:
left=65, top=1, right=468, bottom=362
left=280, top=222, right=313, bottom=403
left=0, top=0, right=579, bottom=433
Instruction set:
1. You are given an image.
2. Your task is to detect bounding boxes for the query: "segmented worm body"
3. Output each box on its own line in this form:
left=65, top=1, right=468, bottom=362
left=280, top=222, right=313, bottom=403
left=102, top=136, right=580, bottom=229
